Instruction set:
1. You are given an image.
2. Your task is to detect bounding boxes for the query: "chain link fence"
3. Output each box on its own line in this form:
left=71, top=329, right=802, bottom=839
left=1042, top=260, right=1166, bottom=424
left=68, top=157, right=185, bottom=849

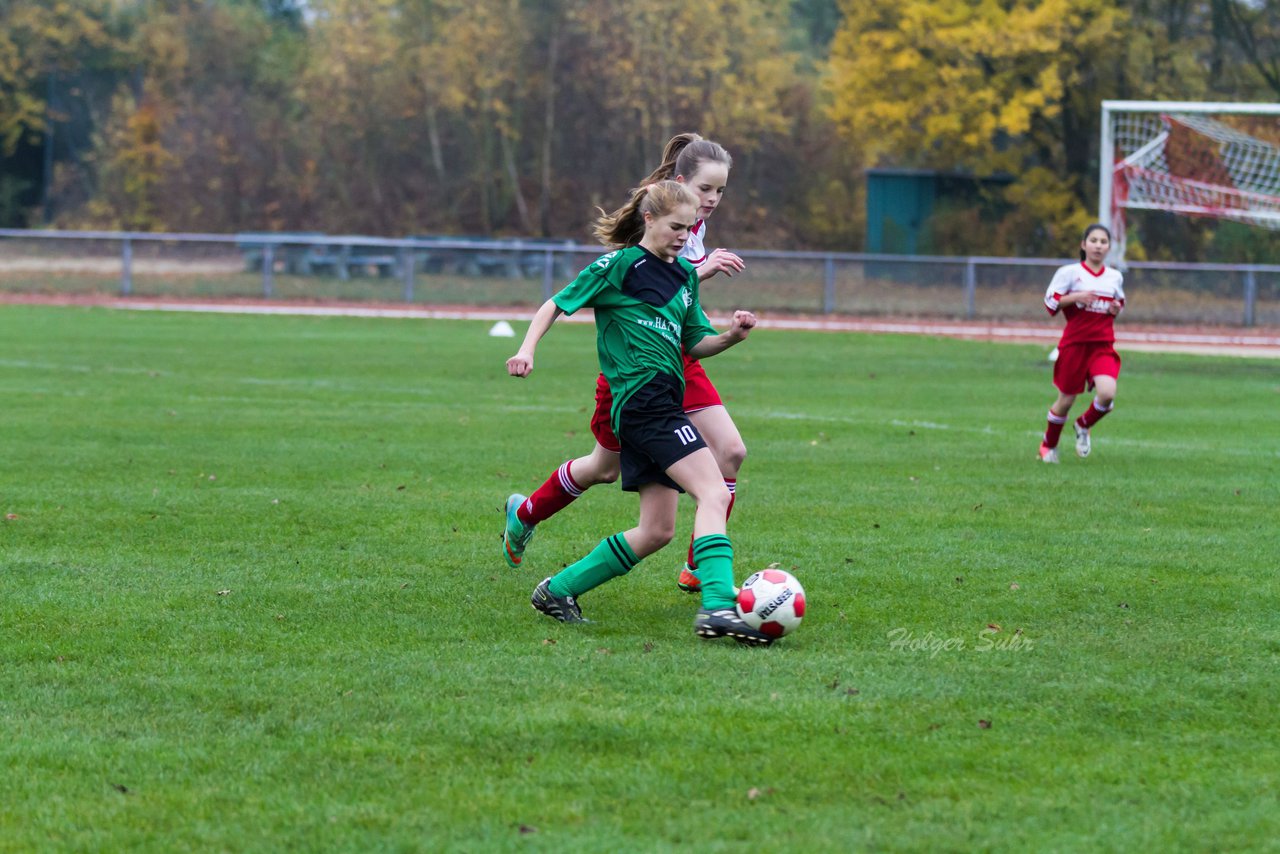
left=2, top=229, right=1276, bottom=327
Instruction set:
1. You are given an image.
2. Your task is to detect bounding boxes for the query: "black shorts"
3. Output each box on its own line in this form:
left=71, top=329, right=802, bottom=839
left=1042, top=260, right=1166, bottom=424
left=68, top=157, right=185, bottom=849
left=617, top=373, right=708, bottom=492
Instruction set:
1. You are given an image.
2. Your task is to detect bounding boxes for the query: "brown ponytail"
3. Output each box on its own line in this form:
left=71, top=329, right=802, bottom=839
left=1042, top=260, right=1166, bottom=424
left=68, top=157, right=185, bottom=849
left=592, top=180, right=699, bottom=249
left=640, top=133, right=733, bottom=184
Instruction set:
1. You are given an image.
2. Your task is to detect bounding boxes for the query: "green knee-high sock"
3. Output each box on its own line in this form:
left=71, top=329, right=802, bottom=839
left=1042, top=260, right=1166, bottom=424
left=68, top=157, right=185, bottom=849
left=548, top=533, right=639, bottom=598
left=692, top=534, right=736, bottom=609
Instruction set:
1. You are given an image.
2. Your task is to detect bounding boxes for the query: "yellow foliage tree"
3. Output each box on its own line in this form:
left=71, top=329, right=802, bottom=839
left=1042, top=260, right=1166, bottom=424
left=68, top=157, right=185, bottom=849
left=826, top=0, right=1125, bottom=252
left=0, top=1, right=110, bottom=155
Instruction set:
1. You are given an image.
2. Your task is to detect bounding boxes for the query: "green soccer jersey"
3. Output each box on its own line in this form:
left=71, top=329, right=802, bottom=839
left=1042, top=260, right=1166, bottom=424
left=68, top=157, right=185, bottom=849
left=553, top=245, right=717, bottom=432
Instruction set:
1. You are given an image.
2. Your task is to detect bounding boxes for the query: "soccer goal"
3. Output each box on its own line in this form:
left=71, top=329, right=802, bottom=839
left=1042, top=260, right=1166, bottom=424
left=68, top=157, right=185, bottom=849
left=1098, top=100, right=1280, bottom=263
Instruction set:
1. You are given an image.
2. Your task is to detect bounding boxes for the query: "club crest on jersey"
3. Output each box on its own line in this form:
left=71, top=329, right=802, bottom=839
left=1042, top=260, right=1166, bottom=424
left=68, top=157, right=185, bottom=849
left=681, top=287, right=692, bottom=307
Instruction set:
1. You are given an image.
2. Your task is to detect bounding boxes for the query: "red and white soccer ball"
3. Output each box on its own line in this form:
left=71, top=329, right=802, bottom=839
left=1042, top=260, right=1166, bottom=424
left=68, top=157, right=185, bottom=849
left=736, top=568, right=806, bottom=639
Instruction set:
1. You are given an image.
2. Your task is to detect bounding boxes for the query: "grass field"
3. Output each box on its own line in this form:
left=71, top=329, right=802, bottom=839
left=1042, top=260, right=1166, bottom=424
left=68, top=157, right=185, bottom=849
left=2, top=304, right=1278, bottom=852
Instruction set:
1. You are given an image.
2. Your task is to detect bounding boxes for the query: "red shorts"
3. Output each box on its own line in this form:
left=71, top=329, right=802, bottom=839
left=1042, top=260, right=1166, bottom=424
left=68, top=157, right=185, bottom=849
left=680, top=354, right=723, bottom=412
left=590, top=355, right=723, bottom=452
left=1053, top=341, right=1121, bottom=395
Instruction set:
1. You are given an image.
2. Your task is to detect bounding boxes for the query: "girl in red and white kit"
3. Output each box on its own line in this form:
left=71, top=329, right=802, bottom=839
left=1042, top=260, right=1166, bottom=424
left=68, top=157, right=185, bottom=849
left=1039, top=224, right=1126, bottom=463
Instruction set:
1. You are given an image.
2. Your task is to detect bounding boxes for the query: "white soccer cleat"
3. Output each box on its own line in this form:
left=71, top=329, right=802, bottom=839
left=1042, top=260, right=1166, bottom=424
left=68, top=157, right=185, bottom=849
left=1074, top=424, right=1091, bottom=458
left=1038, top=443, right=1059, bottom=464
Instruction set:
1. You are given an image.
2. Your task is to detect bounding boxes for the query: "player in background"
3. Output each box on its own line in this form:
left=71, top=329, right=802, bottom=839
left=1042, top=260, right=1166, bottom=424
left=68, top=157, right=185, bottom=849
left=502, top=133, right=748, bottom=594
left=505, top=180, right=771, bottom=644
left=1038, top=224, right=1126, bottom=463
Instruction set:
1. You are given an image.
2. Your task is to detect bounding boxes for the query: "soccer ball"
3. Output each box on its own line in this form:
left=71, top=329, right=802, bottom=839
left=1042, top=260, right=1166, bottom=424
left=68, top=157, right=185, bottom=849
left=736, top=568, right=806, bottom=639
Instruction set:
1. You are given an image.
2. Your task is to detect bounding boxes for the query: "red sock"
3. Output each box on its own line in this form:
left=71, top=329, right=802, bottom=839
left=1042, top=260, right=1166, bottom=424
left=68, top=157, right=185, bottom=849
left=687, top=479, right=736, bottom=569
left=1076, top=399, right=1112, bottom=429
left=1043, top=411, right=1067, bottom=448
left=518, top=460, right=584, bottom=526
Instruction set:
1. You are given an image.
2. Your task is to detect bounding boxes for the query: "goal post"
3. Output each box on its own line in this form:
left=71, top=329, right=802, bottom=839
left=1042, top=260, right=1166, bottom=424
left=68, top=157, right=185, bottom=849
left=1098, top=100, right=1280, bottom=264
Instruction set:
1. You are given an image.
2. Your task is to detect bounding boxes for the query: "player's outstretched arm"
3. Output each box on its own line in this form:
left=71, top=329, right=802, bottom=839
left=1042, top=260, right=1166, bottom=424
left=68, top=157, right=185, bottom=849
left=507, top=299, right=564, bottom=378
left=686, top=310, right=757, bottom=359
left=696, top=248, right=745, bottom=281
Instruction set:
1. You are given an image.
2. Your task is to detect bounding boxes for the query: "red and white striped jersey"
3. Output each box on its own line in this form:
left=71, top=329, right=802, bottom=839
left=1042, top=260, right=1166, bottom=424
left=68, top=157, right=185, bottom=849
left=1044, top=262, right=1126, bottom=345
left=681, top=219, right=707, bottom=266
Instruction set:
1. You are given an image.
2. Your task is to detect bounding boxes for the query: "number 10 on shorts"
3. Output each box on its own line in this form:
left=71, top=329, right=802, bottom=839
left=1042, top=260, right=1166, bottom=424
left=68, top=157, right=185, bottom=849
left=674, top=425, right=699, bottom=445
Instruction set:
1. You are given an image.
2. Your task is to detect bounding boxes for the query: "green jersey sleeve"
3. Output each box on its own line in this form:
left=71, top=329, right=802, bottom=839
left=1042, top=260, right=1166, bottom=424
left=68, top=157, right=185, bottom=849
left=553, top=250, right=624, bottom=315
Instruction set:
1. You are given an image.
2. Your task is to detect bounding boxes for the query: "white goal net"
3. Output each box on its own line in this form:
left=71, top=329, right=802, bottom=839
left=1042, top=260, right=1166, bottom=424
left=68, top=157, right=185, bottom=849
left=1099, top=101, right=1280, bottom=263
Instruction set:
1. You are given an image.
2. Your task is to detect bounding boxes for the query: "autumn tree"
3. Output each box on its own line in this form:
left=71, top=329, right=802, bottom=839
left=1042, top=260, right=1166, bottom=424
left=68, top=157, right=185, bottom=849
left=66, top=0, right=309, bottom=231
left=826, top=0, right=1126, bottom=255
left=0, top=0, right=116, bottom=225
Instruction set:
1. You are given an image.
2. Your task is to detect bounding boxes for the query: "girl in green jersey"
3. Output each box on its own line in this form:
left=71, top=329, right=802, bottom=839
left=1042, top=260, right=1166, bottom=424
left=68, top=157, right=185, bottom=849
left=506, top=180, right=771, bottom=645
left=503, top=133, right=749, bottom=597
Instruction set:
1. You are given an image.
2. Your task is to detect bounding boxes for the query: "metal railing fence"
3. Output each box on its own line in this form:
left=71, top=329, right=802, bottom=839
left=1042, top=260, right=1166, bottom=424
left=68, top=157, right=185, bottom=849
left=2, top=228, right=1277, bottom=327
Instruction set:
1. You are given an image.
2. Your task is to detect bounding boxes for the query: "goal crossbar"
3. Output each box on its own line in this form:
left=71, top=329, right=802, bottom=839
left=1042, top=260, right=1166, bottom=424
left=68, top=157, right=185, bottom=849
left=1099, top=100, right=1280, bottom=263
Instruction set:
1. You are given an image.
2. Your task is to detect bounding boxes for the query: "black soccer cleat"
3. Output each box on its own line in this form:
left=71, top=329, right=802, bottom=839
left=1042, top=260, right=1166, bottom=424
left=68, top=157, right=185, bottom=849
left=694, top=608, right=773, bottom=646
left=531, top=577, right=587, bottom=623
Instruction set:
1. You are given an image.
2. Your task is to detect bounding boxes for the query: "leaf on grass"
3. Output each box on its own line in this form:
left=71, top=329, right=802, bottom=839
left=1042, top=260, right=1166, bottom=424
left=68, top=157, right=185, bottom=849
left=518, top=825, right=537, bottom=834
left=642, top=642, right=654, bottom=653
left=1009, top=582, right=1020, bottom=590
left=954, top=576, right=964, bottom=585
left=978, top=719, right=992, bottom=729
left=747, top=787, right=760, bottom=800
left=4, top=514, right=18, bottom=520
left=1118, top=602, right=1130, bottom=609
left=987, top=623, right=1001, bottom=632
left=596, top=648, right=612, bottom=655
left=111, top=783, right=129, bottom=794
left=217, top=589, right=231, bottom=596
left=846, top=688, right=860, bottom=696
left=397, top=485, right=406, bottom=491
left=973, top=503, right=983, bottom=511
left=542, top=638, right=556, bottom=645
